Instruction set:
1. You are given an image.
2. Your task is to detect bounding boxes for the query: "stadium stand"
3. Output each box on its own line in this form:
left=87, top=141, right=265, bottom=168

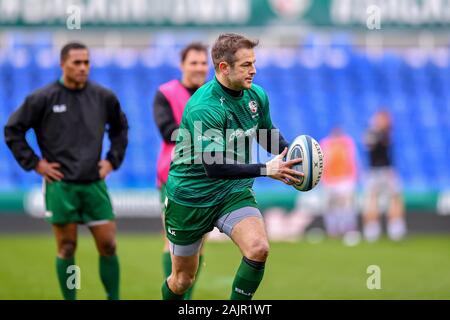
left=0, top=34, right=449, bottom=193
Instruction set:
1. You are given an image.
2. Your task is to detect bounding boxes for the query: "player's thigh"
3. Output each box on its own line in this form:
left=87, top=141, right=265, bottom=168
left=334, top=181, right=356, bottom=208
left=52, top=223, right=78, bottom=251
left=170, top=255, right=199, bottom=281
left=363, top=171, right=381, bottom=212
left=169, top=239, right=203, bottom=277
left=89, top=221, right=117, bottom=254
left=385, top=168, right=402, bottom=198
left=214, top=189, right=267, bottom=257
left=230, top=215, right=269, bottom=259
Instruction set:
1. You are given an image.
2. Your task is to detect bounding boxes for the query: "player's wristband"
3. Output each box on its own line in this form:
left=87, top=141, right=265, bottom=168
left=203, top=162, right=267, bottom=179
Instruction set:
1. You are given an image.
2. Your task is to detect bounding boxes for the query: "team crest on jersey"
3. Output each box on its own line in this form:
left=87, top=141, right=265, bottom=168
left=52, top=104, right=67, bottom=113
left=248, top=101, right=258, bottom=113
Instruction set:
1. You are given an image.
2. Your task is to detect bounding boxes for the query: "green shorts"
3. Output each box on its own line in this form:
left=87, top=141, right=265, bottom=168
left=44, top=180, right=115, bottom=225
left=164, top=188, right=258, bottom=245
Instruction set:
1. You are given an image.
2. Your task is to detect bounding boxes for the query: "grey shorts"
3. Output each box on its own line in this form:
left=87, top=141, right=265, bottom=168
left=364, top=167, right=402, bottom=196
left=169, top=206, right=262, bottom=257
left=363, top=167, right=402, bottom=213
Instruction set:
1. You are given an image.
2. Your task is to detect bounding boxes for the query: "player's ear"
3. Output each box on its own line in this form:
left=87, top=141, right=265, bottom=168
left=180, top=57, right=187, bottom=71
left=219, top=61, right=229, bottom=74
left=60, top=55, right=68, bottom=69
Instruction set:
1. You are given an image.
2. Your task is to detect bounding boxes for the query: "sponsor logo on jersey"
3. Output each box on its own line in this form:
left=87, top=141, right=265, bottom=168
left=228, top=125, right=258, bottom=142
left=197, top=135, right=223, bottom=143
left=248, top=101, right=258, bottom=113
left=52, top=104, right=67, bottom=113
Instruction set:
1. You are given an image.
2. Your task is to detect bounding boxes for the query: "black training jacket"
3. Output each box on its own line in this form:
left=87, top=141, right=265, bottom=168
left=4, top=80, right=128, bottom=183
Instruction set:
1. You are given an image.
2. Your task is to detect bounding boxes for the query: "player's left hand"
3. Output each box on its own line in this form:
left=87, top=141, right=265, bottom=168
left=265, top=147, right=303, bottom=185
left=98, top=160, right=113, bottom=179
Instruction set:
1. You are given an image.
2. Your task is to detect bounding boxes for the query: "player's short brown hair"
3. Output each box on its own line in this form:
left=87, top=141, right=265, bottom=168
left=211, top=33, right=259, bottom=70
left=180, top=42, right=208, bottom=63
left=60, top=42, right=88, bottom=62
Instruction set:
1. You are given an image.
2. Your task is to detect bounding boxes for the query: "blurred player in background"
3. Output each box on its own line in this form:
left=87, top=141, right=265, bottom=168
left=4, top=42, right=128, bottom=300
left=362, top=110, right=406, bottom=242
left=320, top=127, right=359, bottom=241
left=161, top=33, right=303, bottom=300
left=153, top=42, right=209, bottom=299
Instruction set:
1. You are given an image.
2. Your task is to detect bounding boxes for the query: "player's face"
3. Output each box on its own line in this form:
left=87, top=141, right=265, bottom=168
left=61, top=49, right=90, bottom=85
left=227, top=48, right=256, bottom=90
left=374, top=112, right=391, bottom=131
left=181, top=50, right=209, bottom=89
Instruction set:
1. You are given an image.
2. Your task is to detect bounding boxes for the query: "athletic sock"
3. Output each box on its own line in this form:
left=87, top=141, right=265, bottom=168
left=162, top=251, right=172, bottom=279
left=230, top=257, right=265, bottom=300
left=183, top=254, right=204, bottom=300
left=56, top=256, right=76, bottom=300
left=364, top=221, right=381, bottom=242
left=388, top=218, right=407, bottom=241
left=99, top=255, right=120, bottom=300
left=162, top=280, right=184, bottom=300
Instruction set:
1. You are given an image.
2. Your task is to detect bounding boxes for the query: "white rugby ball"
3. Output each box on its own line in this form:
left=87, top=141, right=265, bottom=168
left=287, top=135, right=324, bottom=191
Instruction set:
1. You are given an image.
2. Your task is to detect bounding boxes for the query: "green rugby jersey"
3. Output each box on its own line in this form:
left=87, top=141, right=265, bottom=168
left=165, top=77, right=274, bottom=207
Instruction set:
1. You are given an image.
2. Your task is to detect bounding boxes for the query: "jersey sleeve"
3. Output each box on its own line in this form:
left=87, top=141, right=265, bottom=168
left=152, top=90, right=178, bottom=144
left=4, top=94, right=44, bottom=171
left=259, top=91, right=274, bottom=130
left=105, top=92, right=129, bottom=170
left=187, top=106, right=225, bottom=154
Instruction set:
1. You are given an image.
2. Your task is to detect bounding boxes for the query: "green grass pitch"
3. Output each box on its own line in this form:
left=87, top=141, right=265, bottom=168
left=0, top=234, right=449, bottom=299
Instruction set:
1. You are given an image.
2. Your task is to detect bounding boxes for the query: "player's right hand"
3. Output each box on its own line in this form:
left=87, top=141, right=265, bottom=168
left=35, top=159, right=64, bottom=183
left=265, top=147, right=303, bottom=185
